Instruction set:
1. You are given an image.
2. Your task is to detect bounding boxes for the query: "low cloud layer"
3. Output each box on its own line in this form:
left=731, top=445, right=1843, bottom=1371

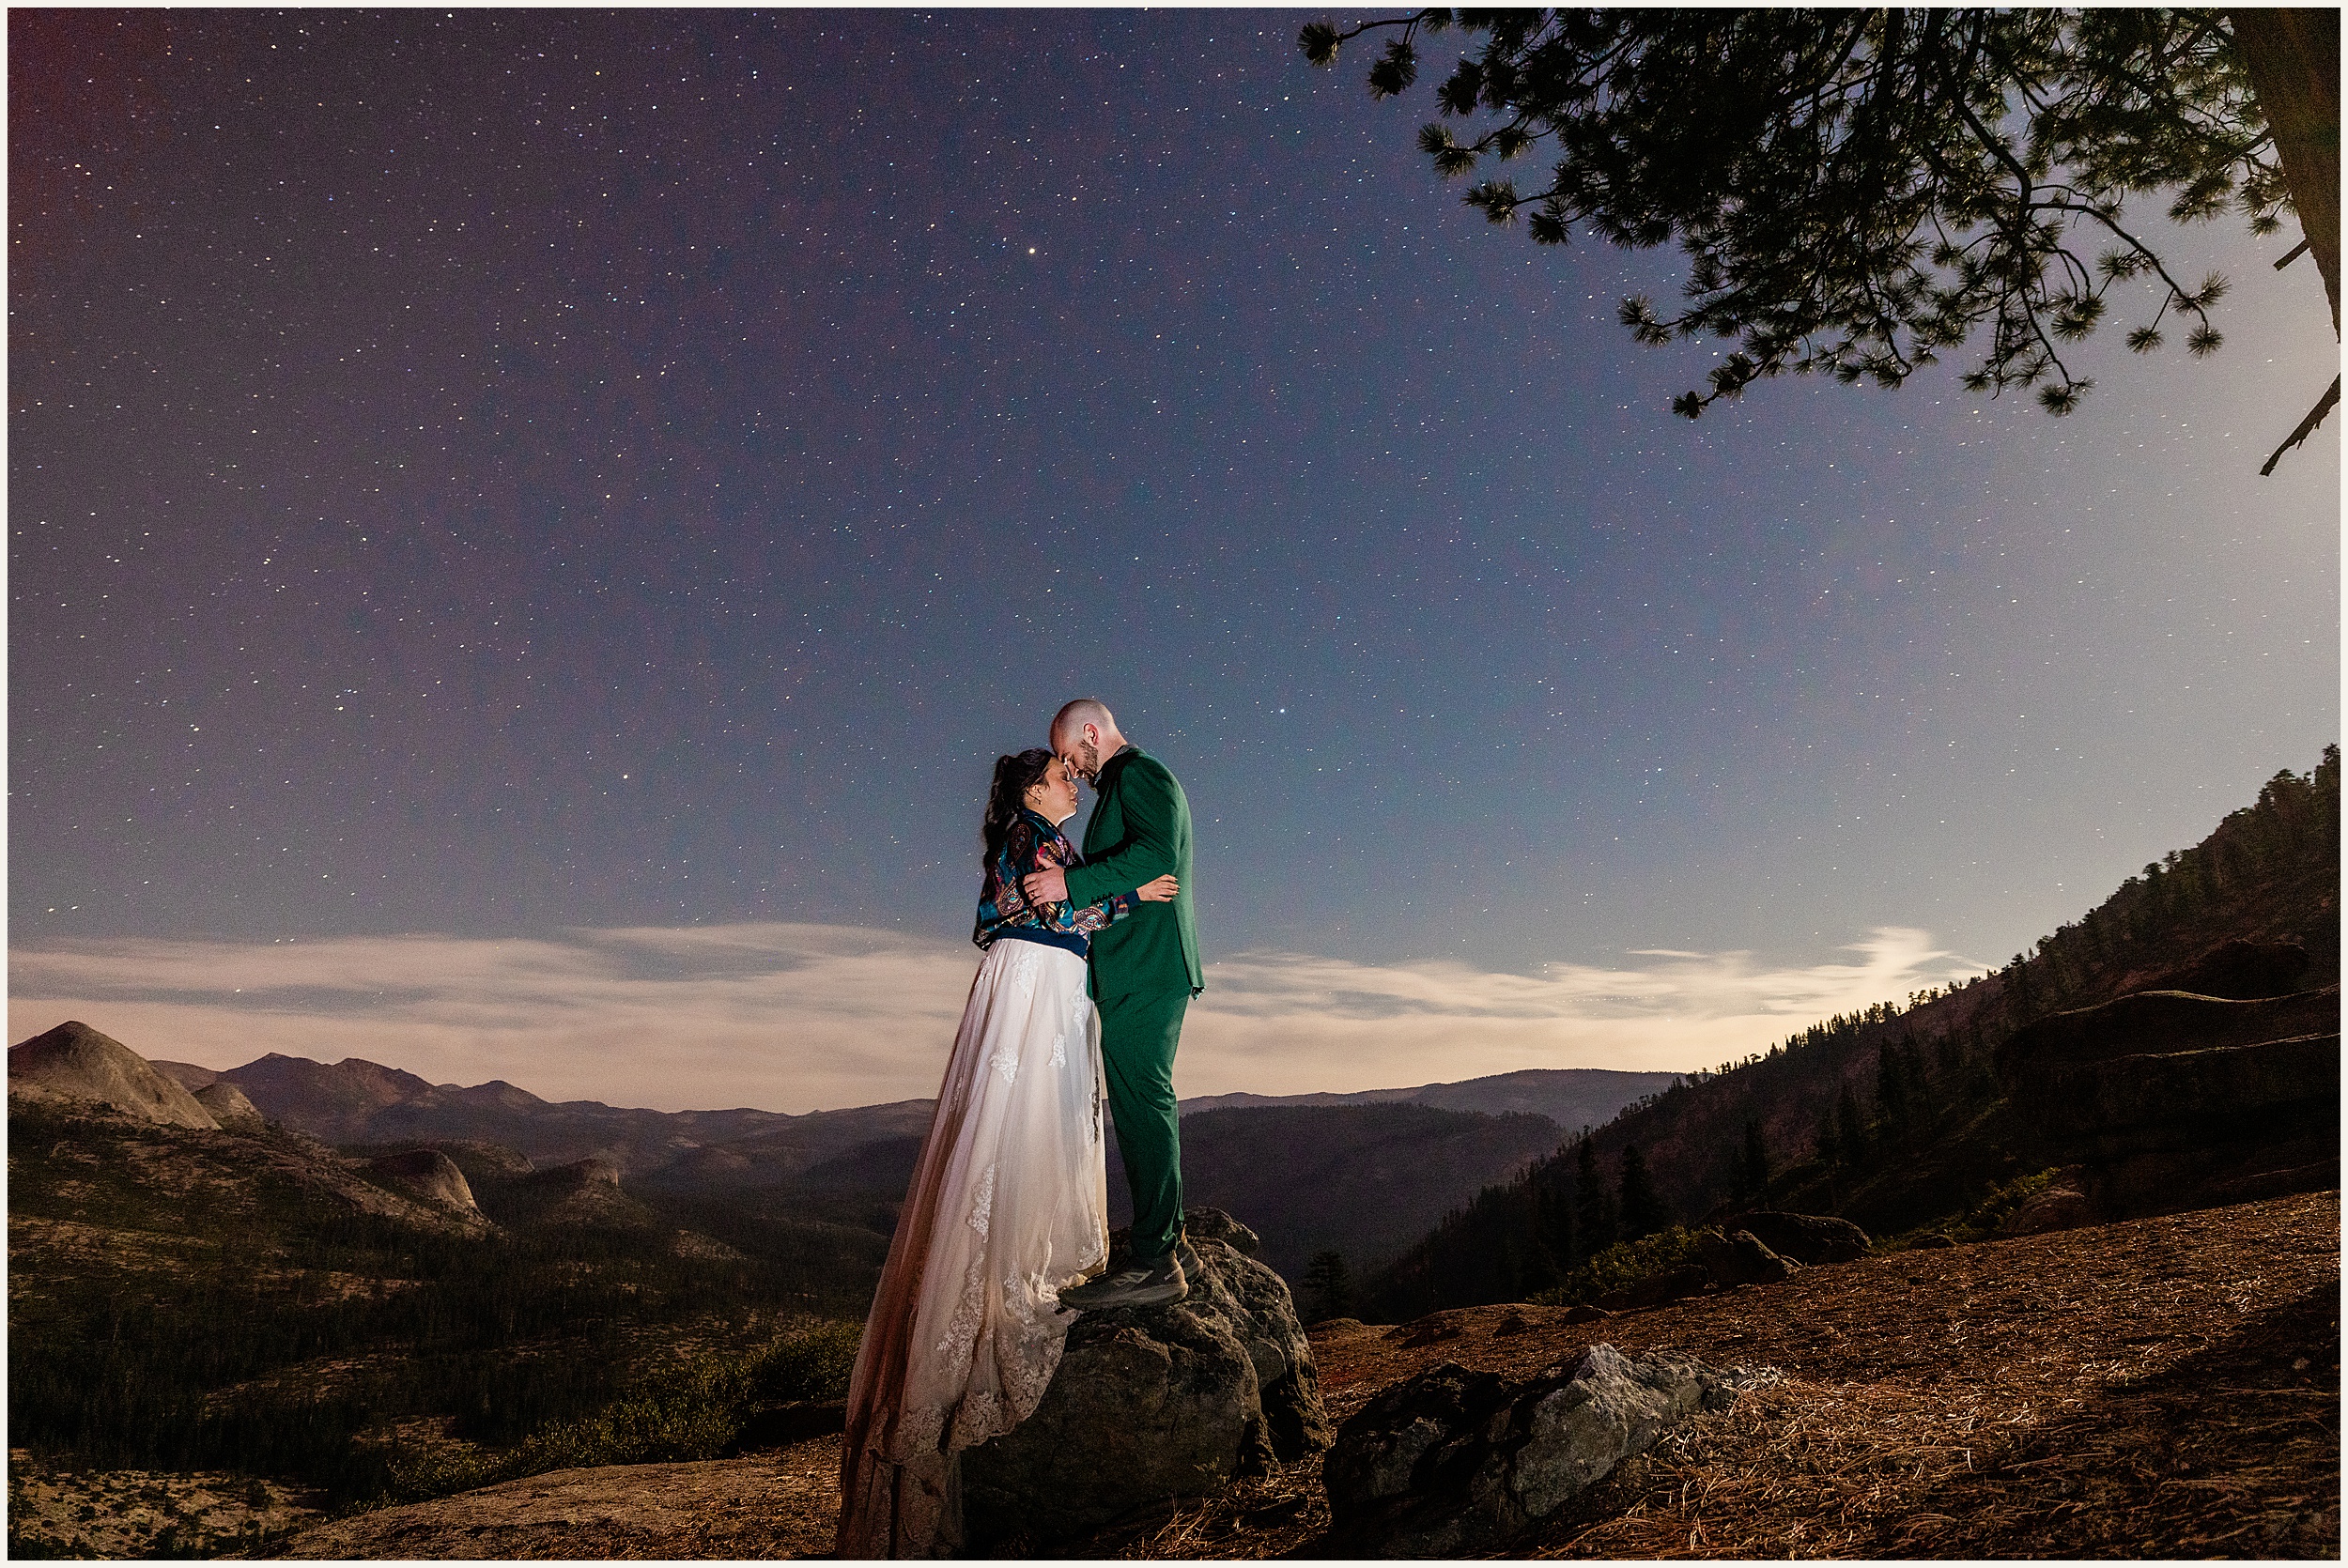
left=9, top=924, right=1988, bottom=1113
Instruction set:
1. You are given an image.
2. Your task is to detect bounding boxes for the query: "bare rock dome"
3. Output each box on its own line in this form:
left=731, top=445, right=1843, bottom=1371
left=362, top=1147, right=482, bottom=1215
left=194, top=1080, right=268, bottom=1132
left=9, top=1022, right=220, bottom=1130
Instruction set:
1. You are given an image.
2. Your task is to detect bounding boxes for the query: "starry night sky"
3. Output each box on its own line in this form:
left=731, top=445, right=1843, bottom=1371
left=10, top=12, right=2338, bottom=1105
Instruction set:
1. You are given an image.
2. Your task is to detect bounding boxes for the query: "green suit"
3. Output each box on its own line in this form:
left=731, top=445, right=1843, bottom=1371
left=1062, top=746, right=1201, bottom=1260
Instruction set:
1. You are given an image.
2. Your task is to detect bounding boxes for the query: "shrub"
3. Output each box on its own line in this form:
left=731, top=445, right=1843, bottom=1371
left=1877, top=1167, right=2060, bottom=1252
left=746, top=1316, right=861, bottom=1406
left=1531, top=1226, right=1704, bottom=1308
left=385, top=1317, right=862, bottom=1502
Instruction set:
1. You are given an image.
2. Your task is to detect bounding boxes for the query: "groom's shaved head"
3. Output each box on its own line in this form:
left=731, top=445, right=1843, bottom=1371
left=1051, top=699, right=1123, bottom=782
left=1051, top=699, right=1115, bottom=748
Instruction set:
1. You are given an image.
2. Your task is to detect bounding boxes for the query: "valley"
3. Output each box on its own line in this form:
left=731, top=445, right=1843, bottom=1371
left=5, top=1021, right=1654, bottom=1552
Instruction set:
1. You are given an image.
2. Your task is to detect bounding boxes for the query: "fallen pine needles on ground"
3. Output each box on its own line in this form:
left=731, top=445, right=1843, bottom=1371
left=1071, top=1190, right=2339, bottom=1560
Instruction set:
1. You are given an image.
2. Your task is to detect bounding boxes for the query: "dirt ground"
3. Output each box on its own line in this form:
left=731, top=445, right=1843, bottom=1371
left=262, top=1452, right=845, bottom=1560
left=109, top=1189, right=2346, bottom=1559
left=8, top=1452, right=326, bottom=1559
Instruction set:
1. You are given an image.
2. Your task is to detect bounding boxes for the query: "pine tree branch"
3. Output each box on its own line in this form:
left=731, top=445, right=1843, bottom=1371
left=2042, top=198, right=2219, bottom=331
left=2258, top=372, right=2340, bottom=476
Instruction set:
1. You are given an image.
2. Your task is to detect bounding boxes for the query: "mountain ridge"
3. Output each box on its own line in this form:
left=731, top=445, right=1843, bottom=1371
left=1363, top=746, right=2341, bottom=1318
left=96, top=1049, right=1681, bottom=1206
left=1179, top=1067, right=1680, bottom=1133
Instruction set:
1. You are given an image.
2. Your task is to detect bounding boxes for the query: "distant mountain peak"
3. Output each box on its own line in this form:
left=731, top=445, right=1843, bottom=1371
left=446, top=1080, right=549, bottom=1111
left=327, top=1057, right=440, bottom=1099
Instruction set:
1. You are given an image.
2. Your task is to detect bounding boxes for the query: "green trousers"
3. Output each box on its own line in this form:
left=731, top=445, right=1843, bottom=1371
left=1095, top=987, right=1189, bottom=1262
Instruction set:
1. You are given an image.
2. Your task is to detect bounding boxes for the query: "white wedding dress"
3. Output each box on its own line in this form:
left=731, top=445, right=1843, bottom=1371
left=837, top=935, right=1109, bottom=1559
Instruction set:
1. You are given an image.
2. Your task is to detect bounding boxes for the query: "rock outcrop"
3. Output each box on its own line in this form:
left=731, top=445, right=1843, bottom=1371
left=1591, top=1215, right=1850, bottom=1313
left=9, top=1022, right=220, bottom=1130
left=1695, top=1227, right=1797, bottom=1284
left=154, top=1058, right=271, bottom=1130
left=410, top=1138, right=537, bottom=1185
left=363, top=1147, right=482, bottom=1215
left=1994, top=987, right=2338, bottom=1084
left=11, top=1071, right=495, bottom=1241
left=1995, top=985, right=2340, bottom=1214
left=2039, top=1027, right=2339, bottom=1131
left=481, top=1155, right=657, bottom=1230
left=1729, top=1210, right=1870, bottom=1265
left=1324, top=1343, right=1735, bottom=1556
left=1999, top=1171, right=2093, bottom=1237
left=193, top=1081, right=267, bottom=1131
left=958, top=1207, right=1331, bottom=1549
left=349, top=1137, right=536, bottom=1191
left=2142, top=939, right=2311, bottom=1000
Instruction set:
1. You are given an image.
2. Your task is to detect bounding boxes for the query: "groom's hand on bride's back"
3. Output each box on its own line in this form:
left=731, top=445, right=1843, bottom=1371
left=1021, top=865, right=1069, bottom=904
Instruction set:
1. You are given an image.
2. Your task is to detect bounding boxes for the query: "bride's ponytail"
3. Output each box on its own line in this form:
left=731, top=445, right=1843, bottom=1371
left=982, top=748, right=1056, bottom=864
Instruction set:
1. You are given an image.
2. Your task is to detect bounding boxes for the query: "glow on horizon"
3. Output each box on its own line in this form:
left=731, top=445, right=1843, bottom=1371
left=8, top=922, right=1991, bottom=1115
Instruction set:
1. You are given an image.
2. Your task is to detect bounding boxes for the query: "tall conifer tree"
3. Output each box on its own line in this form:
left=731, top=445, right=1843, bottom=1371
left=1573, top=1134, right=1617, bottom=1253
left=1618, top=1144, right=1672, bottom=1239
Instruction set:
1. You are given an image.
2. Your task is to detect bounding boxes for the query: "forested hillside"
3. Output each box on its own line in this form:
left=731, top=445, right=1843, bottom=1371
left=1367, top=747, right=2340, bottom=1318
left=7, top=1096, right=878, bottom=1514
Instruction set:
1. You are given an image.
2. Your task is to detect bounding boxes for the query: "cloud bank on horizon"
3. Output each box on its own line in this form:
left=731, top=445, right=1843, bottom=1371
left=8, top=923, right=1991, bottom=1114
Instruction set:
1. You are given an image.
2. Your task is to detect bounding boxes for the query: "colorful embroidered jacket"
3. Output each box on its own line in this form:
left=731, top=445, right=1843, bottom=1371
left=973, top=808, right=1136, bottom=958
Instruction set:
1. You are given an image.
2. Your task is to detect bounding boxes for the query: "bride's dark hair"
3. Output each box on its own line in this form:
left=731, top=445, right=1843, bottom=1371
left=983, top=748, right=1058, bottom=863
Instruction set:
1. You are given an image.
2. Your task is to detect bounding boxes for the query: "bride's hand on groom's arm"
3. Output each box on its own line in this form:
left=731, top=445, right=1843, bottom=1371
left=1135, top=874, right=1179, bottom=903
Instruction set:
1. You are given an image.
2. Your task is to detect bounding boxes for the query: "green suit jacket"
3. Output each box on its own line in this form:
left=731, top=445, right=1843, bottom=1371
left=1062, top=746, right=1203, bottom=999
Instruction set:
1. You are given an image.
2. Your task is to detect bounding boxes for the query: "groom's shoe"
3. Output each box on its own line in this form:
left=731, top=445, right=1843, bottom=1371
left=1060, top=1250, right=1187, bottom=1311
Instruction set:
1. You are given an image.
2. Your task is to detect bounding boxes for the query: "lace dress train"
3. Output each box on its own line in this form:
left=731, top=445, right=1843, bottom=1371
left=837, top=937, right=1108, bottom=1559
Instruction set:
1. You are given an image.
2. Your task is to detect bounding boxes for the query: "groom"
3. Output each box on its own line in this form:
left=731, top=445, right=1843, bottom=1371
left=1022, top=698, right=1203, bottom=1310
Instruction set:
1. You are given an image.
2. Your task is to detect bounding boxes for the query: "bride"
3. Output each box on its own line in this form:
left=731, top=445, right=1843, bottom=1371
left=837, top=746, right=1178, bottom=1559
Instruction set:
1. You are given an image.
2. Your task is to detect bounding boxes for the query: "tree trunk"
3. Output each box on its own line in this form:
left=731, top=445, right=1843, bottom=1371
left=2230, top=8, right=2341, bottom=335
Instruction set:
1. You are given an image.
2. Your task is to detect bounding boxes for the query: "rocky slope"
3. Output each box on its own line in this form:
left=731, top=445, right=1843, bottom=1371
left=8, top=1092, right=488, bottom=1244
left=264, top=1190, right=2338, bottom=1560
left=194, top=1080, right=268, bottom=1130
